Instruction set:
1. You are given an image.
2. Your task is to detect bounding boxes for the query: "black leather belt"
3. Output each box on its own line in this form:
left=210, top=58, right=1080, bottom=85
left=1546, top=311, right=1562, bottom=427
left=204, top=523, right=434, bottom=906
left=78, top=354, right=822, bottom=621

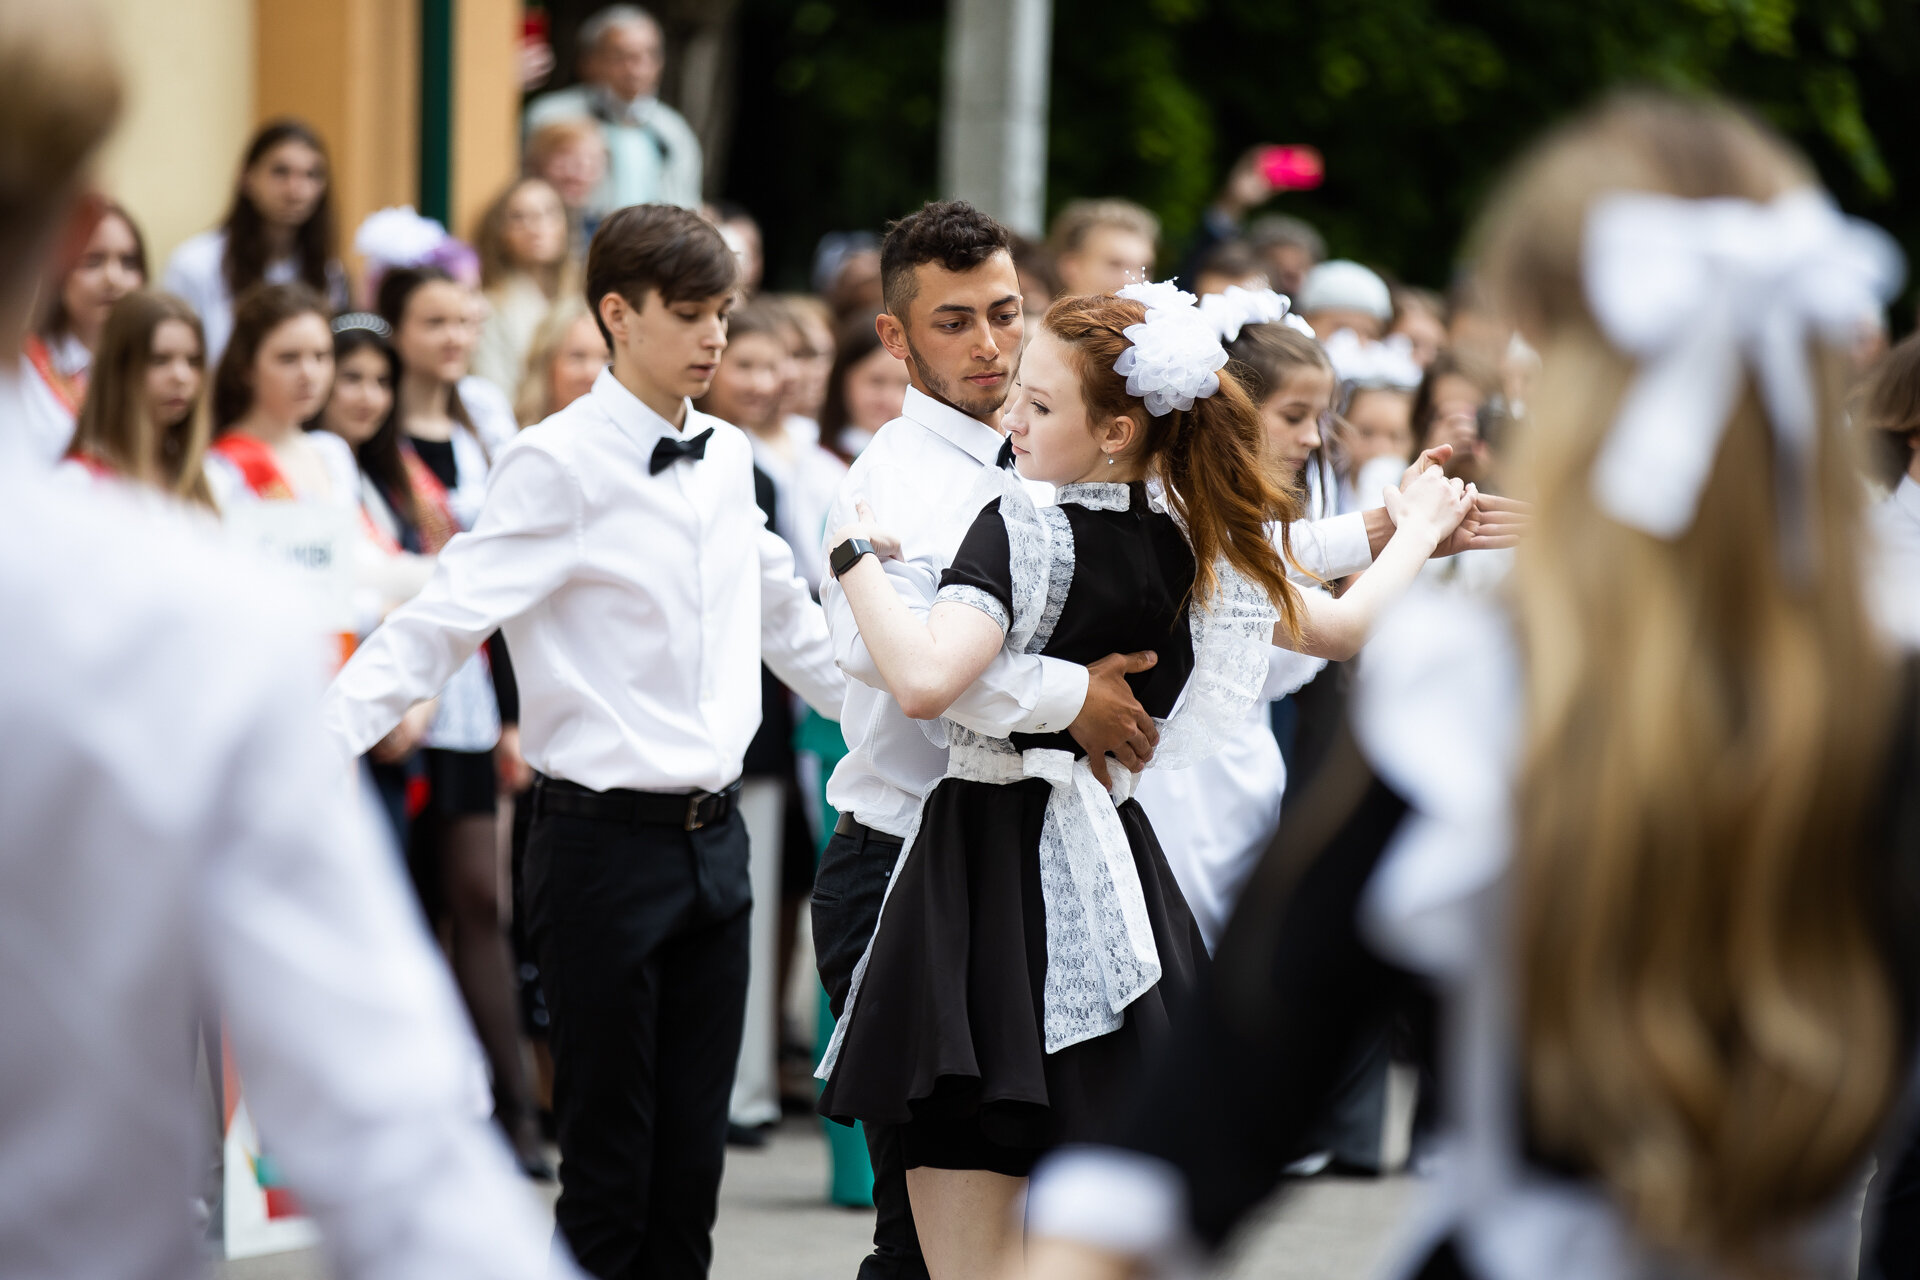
left=534, top=773, right=741, bottom=831
left=833, top=811, right=905, bottom=846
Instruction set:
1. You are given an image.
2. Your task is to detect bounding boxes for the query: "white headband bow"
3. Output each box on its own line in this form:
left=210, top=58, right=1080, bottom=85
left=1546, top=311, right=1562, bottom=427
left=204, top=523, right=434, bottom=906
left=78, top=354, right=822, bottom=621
left=1583, top=187, right=1903, bottom=547
left=1114, top=281, right=1229, bottom=416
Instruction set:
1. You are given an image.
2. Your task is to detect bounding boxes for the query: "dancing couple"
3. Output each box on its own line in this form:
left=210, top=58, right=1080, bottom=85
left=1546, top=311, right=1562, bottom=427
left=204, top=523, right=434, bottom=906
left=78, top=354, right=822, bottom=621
left=811, top=201, right=1483, bottom=1279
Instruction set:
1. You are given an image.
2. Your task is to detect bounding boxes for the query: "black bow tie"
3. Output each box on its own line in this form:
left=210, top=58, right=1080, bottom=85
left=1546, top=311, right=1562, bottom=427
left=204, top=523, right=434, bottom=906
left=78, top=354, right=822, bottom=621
left=650, top=428, right=714, bottom=475
left=995, top=436, right=1016, bottom=470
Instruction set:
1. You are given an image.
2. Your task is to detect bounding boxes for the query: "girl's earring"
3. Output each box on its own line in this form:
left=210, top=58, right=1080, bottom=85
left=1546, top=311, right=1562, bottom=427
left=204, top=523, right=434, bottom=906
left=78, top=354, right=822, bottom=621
left=1106, top=454, right=1116, bottom=466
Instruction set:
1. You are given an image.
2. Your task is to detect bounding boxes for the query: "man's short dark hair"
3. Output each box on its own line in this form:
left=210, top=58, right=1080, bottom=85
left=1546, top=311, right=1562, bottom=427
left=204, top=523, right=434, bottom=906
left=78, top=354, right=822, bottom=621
left=880, top=200, right=1014, bottom=317
left=585, top=204, right=739, bottom=343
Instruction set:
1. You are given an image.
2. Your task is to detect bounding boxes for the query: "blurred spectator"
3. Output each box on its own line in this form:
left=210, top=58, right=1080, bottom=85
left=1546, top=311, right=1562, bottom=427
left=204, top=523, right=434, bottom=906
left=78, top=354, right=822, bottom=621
left=1389, top=285, right=1447, bottom=369
left=776, top=293, right=835, bottom=431
left=473, top=177, right=575, bottom=392
left=1861, top=331, right=1920, bottom=643
left=21, top=200, right=145, bottom=465
left=1443, top=273, right=1511, bottom=371
left=1191, top=238, right=1269, bottom=297
left=524, top=5, right=702, bottom=216
left=525, top=117, right=609, bottom=250
left=1178, top=146, right=1324, bottom=296
left=164, top=119, right=348, bottom=364
left=1411, top=347, right=1499, bottom=487
left=1010, top=234, right=1062, bottom=320
left=817, top=311, right=908, bottom=462
left=513, top=295, right=609, bottom=426
left=814, top=231, right=883, bottom=321
left=1298, top=259, right=1392, bottom=340
left=1049, top=197, right=1158, bottom=296
left=205, top=283, right=353, bottom=510
left=709, top=200, right=765, bottom=297
left=374, top=262, right=549, bottom=1178
left=60, top=289, right=213, bottom=508
left=1246, top=214, right=1325, bottom=298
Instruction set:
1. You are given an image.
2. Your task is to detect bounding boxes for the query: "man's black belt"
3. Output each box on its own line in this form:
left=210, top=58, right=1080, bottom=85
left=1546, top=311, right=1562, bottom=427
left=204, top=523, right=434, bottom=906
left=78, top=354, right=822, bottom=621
left=833, top=811, right=905, bottom=846
left=533, top=773, right=741, bottom=831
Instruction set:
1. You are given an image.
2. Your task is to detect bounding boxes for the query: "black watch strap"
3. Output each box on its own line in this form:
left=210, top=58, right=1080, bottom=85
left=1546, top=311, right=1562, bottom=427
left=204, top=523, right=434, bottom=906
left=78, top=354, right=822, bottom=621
left=830, top=536, right=875, bottom=579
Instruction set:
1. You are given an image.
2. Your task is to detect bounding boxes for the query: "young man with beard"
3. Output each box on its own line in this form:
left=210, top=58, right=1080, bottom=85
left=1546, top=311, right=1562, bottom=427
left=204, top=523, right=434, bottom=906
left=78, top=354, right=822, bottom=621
left=325, top=204, right=844, bottom=1280
left=813, top=200, right=1162, bottom=1280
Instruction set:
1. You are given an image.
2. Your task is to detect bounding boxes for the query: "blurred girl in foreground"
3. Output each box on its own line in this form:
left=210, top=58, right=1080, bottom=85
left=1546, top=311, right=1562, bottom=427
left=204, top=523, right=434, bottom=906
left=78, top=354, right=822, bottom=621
left=1023, top=91, right=1917, bottom=1280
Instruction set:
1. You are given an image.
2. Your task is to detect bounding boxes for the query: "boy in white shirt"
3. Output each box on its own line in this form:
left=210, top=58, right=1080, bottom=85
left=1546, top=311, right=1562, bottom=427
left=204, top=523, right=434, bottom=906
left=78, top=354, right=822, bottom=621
left=325, top=204, right=842, bottom=1280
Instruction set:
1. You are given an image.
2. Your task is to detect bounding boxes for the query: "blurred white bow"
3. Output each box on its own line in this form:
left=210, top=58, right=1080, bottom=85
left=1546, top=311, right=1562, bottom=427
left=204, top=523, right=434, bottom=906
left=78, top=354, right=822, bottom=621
left=1582, top=187, right=1903, bottom=551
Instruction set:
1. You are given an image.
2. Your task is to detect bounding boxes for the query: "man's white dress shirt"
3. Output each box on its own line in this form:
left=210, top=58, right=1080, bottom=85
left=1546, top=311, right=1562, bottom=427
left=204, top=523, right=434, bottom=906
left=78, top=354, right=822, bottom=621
left=820, top=387, right=1088, bottom=837
left=326, top=369, right=843, bottom=794
left=0, top=425, right=566, bottom=1280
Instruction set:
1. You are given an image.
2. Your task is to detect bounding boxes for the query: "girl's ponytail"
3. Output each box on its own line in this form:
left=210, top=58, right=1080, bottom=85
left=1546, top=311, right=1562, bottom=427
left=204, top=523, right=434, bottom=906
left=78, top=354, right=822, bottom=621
left=1161, top=376, right=1305, bottom=643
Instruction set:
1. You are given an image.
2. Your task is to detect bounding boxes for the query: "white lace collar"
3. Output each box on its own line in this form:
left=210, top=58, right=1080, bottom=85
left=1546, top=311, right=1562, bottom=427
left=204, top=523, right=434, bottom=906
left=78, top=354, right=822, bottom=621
left=1054, top=481, right=1133, bottom=512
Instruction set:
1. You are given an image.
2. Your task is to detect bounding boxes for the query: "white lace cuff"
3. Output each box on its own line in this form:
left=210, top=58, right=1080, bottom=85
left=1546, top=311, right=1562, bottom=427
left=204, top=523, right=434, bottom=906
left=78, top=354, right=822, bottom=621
left=1027, top=1145, right=1199, bottom=1273
left=934, top=582, right=1010, bottom=634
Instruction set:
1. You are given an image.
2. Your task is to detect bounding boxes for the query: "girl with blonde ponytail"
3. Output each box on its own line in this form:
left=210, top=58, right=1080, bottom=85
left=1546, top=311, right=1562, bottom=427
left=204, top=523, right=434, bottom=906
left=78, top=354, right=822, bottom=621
left=815, top=284, right=1470, bottom=1278
left=1020, top=90, right=1920, bottom=1280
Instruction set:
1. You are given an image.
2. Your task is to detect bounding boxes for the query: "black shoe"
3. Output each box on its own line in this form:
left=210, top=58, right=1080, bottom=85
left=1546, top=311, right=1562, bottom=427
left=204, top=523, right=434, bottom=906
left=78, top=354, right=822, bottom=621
left=727, top=1122, right=770, bottom=1149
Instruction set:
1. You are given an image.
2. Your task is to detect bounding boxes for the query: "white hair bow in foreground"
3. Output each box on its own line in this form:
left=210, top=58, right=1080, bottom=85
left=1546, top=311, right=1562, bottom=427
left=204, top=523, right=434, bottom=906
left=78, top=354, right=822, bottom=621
left=1582, top=187, right=1903, bottom=548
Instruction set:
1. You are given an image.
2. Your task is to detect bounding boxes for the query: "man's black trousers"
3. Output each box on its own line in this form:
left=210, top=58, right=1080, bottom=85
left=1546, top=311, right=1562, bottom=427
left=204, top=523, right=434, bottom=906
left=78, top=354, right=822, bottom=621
left=524, top=797, right=751, bottom=1280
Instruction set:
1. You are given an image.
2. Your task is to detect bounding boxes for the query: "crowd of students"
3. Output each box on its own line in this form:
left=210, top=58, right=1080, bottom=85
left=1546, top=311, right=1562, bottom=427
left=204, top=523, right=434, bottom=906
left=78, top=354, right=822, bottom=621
left=6, top=3, right=1920, bottom=1280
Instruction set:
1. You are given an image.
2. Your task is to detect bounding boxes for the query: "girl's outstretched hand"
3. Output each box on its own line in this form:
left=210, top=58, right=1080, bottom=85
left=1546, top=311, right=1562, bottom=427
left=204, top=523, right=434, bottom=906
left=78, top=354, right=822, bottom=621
left=829, top=500, right=904, bottom=562
left=1385, top=466, right=1474, bottom=550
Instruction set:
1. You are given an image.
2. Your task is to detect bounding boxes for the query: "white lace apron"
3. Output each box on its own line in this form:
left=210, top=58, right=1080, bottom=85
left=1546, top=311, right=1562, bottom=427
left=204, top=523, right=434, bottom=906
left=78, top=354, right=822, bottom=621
left=818, top=473, right=1279, bottom=1075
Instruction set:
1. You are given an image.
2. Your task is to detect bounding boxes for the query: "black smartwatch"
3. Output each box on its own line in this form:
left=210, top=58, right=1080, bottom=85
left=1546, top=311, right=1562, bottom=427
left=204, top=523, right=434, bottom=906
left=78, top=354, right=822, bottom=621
left=830, top=536, right=876, bottom=580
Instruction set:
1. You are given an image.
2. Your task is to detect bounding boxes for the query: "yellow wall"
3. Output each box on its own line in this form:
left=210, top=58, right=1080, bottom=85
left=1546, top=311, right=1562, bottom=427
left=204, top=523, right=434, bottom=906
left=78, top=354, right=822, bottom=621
left=452, top=0, right=521, bottom=245
left=95, top=0, right=256, bottom=272
left=256, top=0, right=421, bottom=300
left=89, top=0, right=518, bottom=299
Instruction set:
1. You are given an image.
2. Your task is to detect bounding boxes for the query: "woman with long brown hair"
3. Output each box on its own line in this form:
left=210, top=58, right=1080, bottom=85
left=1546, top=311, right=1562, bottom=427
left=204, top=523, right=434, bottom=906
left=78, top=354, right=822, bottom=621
left=815, top=286, right=1470, bottom=1278
left=20, top=200, right=145, bottom=465
left=163, top=119, right=347, bottom=365
left=470, top=176, right=575, bottom=391
left=62, top=289, right=212, bottom=507
left=1021, top=92, right=1917, bottom=1280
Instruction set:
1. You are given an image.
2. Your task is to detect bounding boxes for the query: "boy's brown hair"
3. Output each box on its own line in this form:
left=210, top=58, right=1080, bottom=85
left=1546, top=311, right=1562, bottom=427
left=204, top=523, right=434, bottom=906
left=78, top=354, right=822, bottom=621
left=584, top=205, right=739, bottom=345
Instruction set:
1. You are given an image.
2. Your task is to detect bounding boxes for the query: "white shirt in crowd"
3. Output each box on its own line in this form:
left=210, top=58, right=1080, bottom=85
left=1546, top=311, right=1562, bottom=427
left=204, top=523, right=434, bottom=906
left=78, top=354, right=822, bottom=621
left=162, top=229, right=348, bottom=366
left=820, top=386, right=1089, bottom=838
left=0, top=418, right=569, bottom=1280
left=16, top=331, right=87, bottom=466
left=749, top=415, right=848, bottom=594
left=1873, top=473, right=1920, bottom=646
left=325, top=368, right=843, bottom=793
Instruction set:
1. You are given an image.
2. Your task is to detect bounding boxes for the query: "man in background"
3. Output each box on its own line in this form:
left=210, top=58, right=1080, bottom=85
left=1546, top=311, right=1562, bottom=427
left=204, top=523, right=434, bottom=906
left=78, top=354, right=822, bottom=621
left=526, top=4, right=703, bottom=216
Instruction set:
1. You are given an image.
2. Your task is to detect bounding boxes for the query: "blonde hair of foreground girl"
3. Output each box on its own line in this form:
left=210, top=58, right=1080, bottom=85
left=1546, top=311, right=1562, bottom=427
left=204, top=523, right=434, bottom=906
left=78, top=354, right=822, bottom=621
left=1475, top=90, right=1901, bottom=1270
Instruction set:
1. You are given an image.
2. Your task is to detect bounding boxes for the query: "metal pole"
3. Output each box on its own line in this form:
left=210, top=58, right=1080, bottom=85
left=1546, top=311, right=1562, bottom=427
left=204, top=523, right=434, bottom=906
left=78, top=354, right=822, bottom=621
left=940, top=0, right=1053, bottom=238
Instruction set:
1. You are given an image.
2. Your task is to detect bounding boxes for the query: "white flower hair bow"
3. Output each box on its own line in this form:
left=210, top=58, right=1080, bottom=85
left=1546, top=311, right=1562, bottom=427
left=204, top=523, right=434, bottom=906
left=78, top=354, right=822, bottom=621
left=1583, top=187, right=1903, bottom=547
left=1114, top=280, right=1230, bottom=416
left=1198, top=284, right=1293, bottom=344
left=354, top=205, right=451, bottom=269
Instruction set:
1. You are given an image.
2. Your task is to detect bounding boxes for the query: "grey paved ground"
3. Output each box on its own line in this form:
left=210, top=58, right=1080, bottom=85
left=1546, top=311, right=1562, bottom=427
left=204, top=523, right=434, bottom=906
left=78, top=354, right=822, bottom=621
left=218, top=1118, right=1413, bottom=1279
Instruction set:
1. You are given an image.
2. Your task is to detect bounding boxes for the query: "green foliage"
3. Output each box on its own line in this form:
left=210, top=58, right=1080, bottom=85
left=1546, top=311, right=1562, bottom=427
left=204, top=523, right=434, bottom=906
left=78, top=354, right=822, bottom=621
left=726, top=0, right=1918, bottom=320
